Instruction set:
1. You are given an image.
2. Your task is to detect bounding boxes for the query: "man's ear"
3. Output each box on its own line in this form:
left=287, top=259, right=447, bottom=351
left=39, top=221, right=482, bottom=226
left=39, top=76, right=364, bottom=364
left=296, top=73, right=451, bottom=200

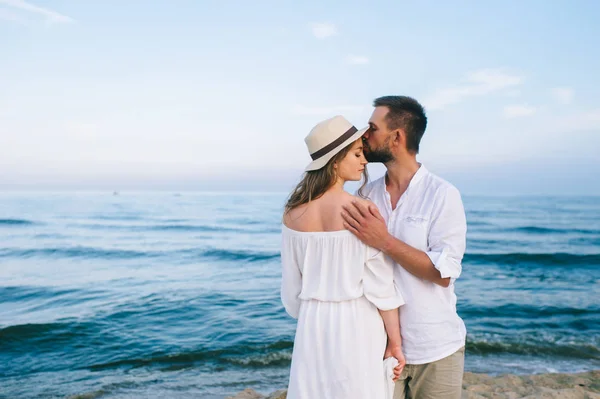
left=395, top=129, right=406, bottom=149
left=390, top=129, right=402, bottom=147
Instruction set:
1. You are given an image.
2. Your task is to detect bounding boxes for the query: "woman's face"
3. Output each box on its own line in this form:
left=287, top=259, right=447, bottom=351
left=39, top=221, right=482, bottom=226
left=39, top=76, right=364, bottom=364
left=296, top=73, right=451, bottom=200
left=336, top=139, right=368, bottom=182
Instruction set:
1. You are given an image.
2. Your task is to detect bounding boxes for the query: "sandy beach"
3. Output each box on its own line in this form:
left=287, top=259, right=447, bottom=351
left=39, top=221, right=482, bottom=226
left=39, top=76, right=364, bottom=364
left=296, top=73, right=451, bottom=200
left=227, top=370, right=600, bottom=399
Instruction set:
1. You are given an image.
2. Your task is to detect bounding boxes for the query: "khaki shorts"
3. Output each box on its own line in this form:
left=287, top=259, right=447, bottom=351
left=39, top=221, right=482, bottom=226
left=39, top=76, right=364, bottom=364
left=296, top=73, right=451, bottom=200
left=393, top=347, right=465, bottom=399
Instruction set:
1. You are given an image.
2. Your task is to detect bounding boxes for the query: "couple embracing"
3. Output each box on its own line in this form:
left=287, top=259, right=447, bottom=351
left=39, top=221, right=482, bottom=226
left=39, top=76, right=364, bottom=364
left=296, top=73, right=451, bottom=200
left=280, top=96, right=467, bottom=399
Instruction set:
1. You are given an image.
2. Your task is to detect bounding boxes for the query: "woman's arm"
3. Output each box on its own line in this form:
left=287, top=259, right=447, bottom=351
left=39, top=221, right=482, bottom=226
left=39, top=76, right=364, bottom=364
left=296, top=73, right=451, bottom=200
left=379, top=309, right=405, bottom=380
left=379, top=308, right=401, bottom=348
left=280, top=228, right=302, bottom=319
left=361, top=228, right=406, bottom=380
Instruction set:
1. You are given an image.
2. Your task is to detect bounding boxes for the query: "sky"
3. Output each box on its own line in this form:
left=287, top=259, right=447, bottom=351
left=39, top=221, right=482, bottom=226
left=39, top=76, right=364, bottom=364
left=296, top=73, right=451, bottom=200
left=1, top=0, right=599, bottom=195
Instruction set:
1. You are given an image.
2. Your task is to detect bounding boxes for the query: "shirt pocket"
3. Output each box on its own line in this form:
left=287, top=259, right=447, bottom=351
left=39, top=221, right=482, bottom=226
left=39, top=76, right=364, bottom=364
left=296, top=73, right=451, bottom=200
left=396, top=215, right=428, bottom=250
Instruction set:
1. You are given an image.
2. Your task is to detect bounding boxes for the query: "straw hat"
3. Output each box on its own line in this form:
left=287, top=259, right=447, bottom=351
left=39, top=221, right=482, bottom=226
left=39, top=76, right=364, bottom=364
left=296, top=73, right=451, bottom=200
left=304, top=115, right=367, bottom=171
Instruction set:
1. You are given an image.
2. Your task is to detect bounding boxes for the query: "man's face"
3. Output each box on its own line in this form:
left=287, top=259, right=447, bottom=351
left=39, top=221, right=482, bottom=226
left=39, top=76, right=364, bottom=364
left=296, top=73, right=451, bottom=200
left=362, top=106, right=395, bottom=163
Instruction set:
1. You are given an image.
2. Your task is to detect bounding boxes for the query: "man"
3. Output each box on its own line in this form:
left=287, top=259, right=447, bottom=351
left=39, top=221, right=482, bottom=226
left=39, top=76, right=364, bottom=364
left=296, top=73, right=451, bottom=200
left=342, top=96, right=467, bottom=399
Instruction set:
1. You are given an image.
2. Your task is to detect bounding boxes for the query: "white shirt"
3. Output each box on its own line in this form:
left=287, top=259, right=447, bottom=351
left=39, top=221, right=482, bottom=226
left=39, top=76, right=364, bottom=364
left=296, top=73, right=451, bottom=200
left=360, top=164, right=467, bottom=364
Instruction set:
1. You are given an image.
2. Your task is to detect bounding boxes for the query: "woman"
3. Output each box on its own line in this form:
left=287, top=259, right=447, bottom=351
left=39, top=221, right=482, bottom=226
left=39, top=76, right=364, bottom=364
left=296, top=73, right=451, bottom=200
left=281, top=115, right=405, bottom=399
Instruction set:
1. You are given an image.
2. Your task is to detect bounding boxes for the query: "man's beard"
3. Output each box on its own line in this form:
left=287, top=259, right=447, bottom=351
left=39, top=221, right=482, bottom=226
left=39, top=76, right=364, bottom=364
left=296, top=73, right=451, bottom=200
left=363, top=140, right=394, bottom=163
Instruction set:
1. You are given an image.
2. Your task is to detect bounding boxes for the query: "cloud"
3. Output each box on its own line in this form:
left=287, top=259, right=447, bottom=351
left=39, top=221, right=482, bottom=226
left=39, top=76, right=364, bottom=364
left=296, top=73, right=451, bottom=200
left=346, top=55, right=369, bottom=65
left=310, top=23, right=337, bottom=39
left=291, top=105, right=366, bottom=116
left=425, top=69, right=524, bottom=110
left=550, top=87, right=574, bottom=105
left=0, top=0, right=73, bottom=24
left=0, top=7, right=28, bottom=24
left=503, top=104, right=537, bottom=118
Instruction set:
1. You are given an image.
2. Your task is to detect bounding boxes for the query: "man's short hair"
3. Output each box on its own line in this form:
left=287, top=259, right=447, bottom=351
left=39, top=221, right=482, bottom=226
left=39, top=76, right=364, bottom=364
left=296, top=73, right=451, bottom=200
left=373, top=96, right=427, bottom=154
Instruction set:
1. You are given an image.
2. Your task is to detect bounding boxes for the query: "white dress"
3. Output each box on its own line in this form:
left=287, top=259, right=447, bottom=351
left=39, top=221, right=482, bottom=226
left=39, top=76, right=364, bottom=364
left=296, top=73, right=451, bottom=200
left=281, top=225, right=405, bottom=399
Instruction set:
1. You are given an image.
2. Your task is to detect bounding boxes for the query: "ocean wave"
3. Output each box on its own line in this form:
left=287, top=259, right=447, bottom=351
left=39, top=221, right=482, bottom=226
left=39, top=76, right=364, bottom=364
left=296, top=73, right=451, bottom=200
left=225, top=351, right=292, bottom=367
left=0, top=322, right=62, bottom=339
left=0, top=321, right=96, bottom=344
left=569, top=237, right=600, bottom=246
left=0, top=245, right=281, bottom=263
left=460, top=303, right=600, bottom=319
left=145, top=224, right=281, bottom=234
left=201, top=249, right=280, bottom=262
left=0, top=286, right=80, bottom=303
left=0, top=218, right=36, bottom=226
left=466, top=224, right=600, bottom=236
left=67, top=223, right=227, bottom=233
left=147, top=224, right=234, bottom=232
left=513, top=226, right=600, bottom=235
left=0, top=247, right=160, bottom=260
left=4, top=319, right=599, bottom=376
left=87, top=341, right=294, bottom=371
left=92, top=214, right=144, bottom=221
left=4, top=246, right=598, bottom=267
left=466, top=339, right=600, bottom=359
left=465, top=220, right=494, bottom=227
left=464, top=252, right=600, bottom=267
left=69, top=222, right=278, bottom=234
left=84, top=337, right=599, bottom=372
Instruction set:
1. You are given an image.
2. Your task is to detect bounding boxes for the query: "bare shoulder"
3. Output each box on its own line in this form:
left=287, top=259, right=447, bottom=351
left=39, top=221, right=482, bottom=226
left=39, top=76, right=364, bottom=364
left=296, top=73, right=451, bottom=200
left=283, top=202, right=310, bottom=229
left=337, top=191, right=356, bottom=205
left=336, top=192, right=370, bottom=207
left=348, top=195, right=379, bottom=211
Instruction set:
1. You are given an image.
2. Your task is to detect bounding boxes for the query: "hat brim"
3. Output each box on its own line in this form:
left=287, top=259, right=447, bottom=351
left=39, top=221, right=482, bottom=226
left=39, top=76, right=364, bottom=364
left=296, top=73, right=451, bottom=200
left=304, top=126, right=368, bottom=171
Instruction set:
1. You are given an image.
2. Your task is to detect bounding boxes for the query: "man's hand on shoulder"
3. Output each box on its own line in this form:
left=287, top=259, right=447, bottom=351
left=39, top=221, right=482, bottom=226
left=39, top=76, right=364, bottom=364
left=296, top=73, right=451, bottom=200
left=341, top=199, right=392, bottom=251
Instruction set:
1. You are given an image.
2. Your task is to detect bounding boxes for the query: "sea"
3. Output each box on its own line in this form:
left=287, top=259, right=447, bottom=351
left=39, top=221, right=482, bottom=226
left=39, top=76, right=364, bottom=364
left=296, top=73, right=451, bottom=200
left=1, top=191, right=599, bottom=398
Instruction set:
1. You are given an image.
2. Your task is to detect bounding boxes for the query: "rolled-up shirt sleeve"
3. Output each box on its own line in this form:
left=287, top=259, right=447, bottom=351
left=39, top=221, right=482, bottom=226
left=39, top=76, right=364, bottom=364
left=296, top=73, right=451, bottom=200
left=363, top=247, right=405, bottom=310
left=280, top=237, right=302, bottom=319
left=426, top=186, right=467, bottom=282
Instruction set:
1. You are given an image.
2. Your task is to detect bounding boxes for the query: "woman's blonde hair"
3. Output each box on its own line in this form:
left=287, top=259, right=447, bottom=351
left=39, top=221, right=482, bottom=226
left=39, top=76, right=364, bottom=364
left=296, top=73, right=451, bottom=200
left=284, top=140, right=368, bottom=214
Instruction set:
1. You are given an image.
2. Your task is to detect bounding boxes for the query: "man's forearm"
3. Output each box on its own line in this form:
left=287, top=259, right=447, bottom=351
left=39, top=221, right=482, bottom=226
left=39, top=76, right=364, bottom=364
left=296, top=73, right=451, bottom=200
left=381, top=235, right=450, bottom=287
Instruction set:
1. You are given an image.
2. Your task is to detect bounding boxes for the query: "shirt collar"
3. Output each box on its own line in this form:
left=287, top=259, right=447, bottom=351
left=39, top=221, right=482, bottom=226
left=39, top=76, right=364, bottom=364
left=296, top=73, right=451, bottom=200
left=380, top=163, right=428, bottom=192
left=410, top=163, right=428, bottom=188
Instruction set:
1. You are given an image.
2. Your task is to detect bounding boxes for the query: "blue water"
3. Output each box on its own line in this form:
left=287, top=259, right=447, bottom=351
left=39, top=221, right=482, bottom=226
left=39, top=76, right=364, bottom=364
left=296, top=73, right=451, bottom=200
left=1, top=192, right=599, bottom=399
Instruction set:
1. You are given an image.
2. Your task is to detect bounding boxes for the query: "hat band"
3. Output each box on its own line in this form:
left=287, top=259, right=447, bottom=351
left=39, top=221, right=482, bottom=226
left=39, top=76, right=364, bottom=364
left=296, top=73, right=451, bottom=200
left=310, top=126, right=358, bottom=161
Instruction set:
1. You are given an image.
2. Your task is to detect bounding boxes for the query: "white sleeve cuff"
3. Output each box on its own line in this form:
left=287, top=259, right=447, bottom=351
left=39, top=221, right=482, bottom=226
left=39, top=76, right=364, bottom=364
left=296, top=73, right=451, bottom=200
left=281, top=290, right=300, bottom=319
left=426, top=248, right=462, bottom=281
left=365, top=287, right=405, bottom=311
